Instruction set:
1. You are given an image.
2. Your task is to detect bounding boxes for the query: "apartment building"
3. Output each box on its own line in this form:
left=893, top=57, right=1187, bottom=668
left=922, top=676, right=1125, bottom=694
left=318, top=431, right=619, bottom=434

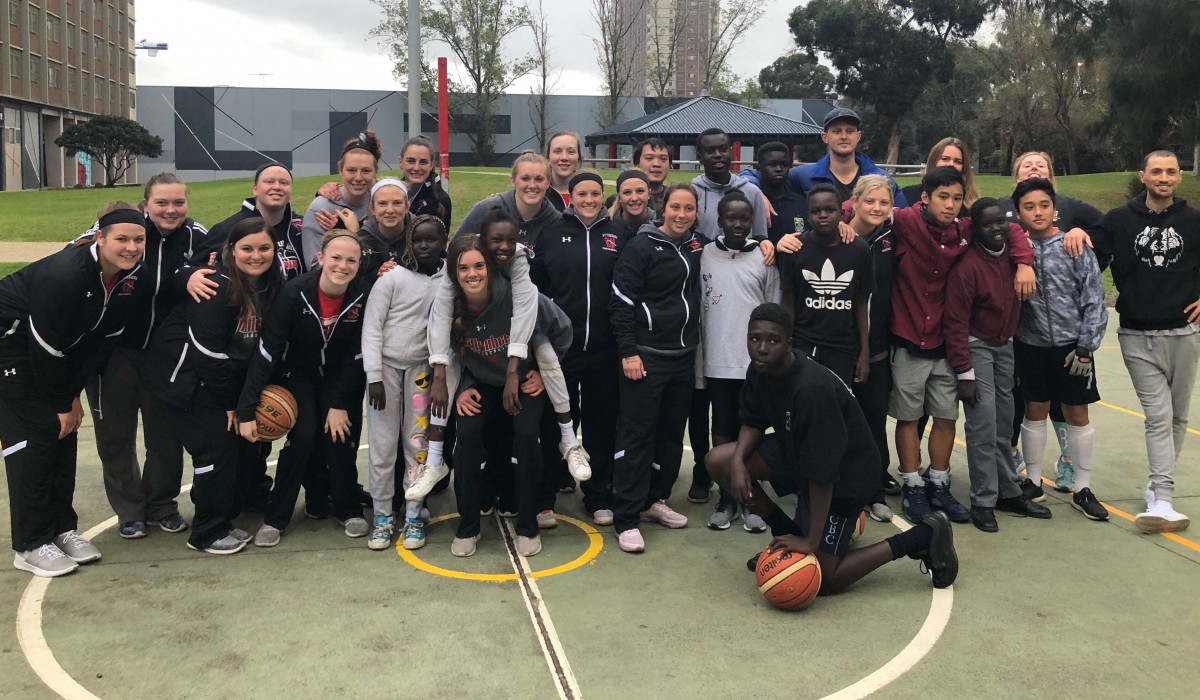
left=621, top=0, right=716, bottom=99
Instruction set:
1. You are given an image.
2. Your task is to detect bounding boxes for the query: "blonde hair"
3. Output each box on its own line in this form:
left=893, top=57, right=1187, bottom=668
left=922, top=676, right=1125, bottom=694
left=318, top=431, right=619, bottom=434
left=926, top=137, right=979, bottom=206
left=1012, top=151, right=1057, bottom=186
left=545, top=131, right=582, bottom=159
left=511, top=150, right=551, bottom=178
left=852, top=174, right=893, bottom=202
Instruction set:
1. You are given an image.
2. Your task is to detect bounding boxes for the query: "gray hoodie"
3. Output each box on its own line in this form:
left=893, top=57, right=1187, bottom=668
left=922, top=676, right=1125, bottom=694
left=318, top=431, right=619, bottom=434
left=691, top=173, right=769, bottom=244
left=455, top=190, right=561, bottom=254
left=362, top=263, right=445, bottom=382
left=301, top=193, right=370, bottom=269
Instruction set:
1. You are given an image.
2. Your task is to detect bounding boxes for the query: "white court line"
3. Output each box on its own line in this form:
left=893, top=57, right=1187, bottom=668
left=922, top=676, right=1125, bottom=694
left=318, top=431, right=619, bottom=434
left=498, top=517, right=583, bottom=700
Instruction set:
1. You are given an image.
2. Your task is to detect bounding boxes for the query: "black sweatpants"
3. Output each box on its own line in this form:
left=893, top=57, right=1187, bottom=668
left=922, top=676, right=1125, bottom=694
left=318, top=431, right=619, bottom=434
left=0, top=377, right=78, bottom=552
left=453, top=383, right=546, bottom=538
left=175, top=390, right=238, bottom=549
left=563, top=345, right=620, bottom=513
left=857, top=355, right=893, bottom=503
left=687, top=386, right=712, bottom=488
left=264, top=375, right=363, bottom=531
left=611, top=351, right=695, bottom=533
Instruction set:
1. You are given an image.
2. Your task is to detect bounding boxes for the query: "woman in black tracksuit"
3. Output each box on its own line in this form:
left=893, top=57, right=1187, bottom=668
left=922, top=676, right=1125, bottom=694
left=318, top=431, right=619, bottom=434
left=238, top=232, right=371, bottom=547
left=143, top=218, right=285, bottom=554
left=0, top=204, right=145, bottom=577
left=532, top=172, right=632, bottom=524
left=608, top=182, right=704, bottom=553
left=400, top=135, right=453, bottom=233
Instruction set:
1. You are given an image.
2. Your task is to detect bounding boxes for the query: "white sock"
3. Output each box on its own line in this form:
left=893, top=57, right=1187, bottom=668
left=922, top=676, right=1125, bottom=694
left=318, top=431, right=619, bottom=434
left=1021, top=419, right=1048, bottom=483
left=405, top=499, right=421, bottom=520
left=558, top=421, right=578, bottom=446
left=902, top=471, right=925, bottom=488
left=426, top=441, right=444, bottom=468
left=927, top=468, right=950, bottom=485
left=1066, top=423, right=1094, bottom=491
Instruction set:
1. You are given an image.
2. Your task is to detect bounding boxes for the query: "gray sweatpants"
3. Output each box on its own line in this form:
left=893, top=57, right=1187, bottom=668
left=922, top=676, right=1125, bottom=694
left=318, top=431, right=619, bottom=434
left=366, top=363, right=433, bottom=518
left=1119, top=331, right=1200, bottom=504
left=962, top=339, right=1022, bottom=508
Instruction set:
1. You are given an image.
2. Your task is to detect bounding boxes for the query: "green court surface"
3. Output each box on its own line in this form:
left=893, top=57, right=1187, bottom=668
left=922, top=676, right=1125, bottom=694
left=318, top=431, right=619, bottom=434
left=1, top=318, right=1198, bottom=699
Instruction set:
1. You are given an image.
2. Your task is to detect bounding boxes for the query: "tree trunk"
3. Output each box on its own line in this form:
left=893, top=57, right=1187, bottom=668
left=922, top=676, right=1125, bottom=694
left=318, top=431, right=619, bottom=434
left=884, top=118, right=903, bottom=173
left=1193, top=138, right=1199, bottom=177
left=1066, top=139, right=1079, bottom=176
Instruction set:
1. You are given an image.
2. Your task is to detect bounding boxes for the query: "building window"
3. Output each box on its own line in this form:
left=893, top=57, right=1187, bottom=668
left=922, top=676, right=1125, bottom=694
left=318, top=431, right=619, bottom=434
left=67, top=22, right=75, bottom=48
left=94, top=75, right=102, bottom=98
left=47, top=15, right=61, bottom=42
left=29, top=5, right=39, bottom=28
left=8, top=48, right=20, bottom=77
left=82, top=71, right=89, bottom=95
left=49, top=62, right=61, bottom=88
left=129, top=88, right=135, bottom=108
left=30, top=55, right=41, bottom=83
left=68, top=70, right=77, bottom=92
left=94, top=37, right=103, bottom=57
left=9, top=1, right=19, bottom=26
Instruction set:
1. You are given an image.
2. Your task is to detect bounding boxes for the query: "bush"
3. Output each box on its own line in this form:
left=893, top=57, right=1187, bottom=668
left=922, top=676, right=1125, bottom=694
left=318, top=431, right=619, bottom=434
left=1126, top=172, right=1146, bottom=198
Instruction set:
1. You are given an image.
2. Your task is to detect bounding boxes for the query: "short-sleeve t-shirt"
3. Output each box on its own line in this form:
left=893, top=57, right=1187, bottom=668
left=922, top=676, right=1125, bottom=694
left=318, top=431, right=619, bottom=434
left=779, top=233, right=873, bottom=352
left=739, top=351, right=878, bottom=505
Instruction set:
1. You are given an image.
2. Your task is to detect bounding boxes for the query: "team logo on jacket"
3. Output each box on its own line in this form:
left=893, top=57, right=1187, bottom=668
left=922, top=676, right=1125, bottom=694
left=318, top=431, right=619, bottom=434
left=1134, top=226, right=1184, bottom=267
left=291, top=219, right=303, bottom=233
left=802, top=259, right=854, bottom=310
left=344, top=303, right=362, bottom=322
left=117, top=277, right=137, bottom=296
left=601, top=233, right=619, bottom=251
left=688, top=239, right=702, bottom=252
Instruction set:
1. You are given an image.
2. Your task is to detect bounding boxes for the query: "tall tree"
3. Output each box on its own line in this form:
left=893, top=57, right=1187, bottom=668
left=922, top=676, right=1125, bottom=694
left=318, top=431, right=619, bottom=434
left=758, top=52, right=836, bottom=99
left=372, top=0, right=534, bottom=164
left=645, top=0, right=691, bottom=99
left=592, top=0, right=647, bottom=128
left=789, top=0, right=990, bottom=167
left=697, top=0, right=766, bottom=95
left=55, top=116, right=163, bottom=187
left=526, top=0, right=560, bottom=153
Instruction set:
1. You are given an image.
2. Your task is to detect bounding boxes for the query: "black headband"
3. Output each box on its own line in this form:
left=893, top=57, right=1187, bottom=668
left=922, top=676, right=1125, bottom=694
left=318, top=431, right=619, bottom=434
left=616, top=169, right=650, bottom=189
left=569, top=171, right=604, bottom=193
left=343, top=133, right=381, bottom=159
left=254, top=162, right=291, bottom=183
left=98, top=209, right=145, bottom=229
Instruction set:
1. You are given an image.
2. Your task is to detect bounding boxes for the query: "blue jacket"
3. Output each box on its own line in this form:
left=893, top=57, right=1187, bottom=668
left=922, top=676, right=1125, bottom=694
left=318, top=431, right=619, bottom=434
left=743, top=152, right=907, bottom=206
left=1015, top=230, right=1108, bottom=351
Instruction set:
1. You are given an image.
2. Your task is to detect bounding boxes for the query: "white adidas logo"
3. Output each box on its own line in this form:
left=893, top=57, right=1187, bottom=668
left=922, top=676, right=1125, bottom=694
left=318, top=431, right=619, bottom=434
left=802, top=259, right=854, bottom=310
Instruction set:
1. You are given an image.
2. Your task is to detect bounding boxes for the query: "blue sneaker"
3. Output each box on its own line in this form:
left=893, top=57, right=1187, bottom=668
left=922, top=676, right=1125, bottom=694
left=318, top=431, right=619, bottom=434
left=1012, top=448, right=1026, bottom=476
left=1054, top=456, right=1075, bottom=493
left=402, top=518, right=426, bottom=550
left=926, top=480, right=971, bottom=523
left=155, top=513, right=189, bottom=533
left=119, top=521, right=147, bottom=539
left=367, top=515, right=394, bottom=551
left=902, top=483, right=934, bottom=523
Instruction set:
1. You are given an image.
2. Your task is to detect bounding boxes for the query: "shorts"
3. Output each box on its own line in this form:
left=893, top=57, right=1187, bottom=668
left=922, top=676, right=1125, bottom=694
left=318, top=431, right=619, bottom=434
left=1014, top=341, right=1101, bottom=406
left=756, top=434, right=862, bottom=557
left=706, top=377, right=744, bottom=438
left=793, top=342, right=855, bottom=388
left=888, top=346, right=959, bottom=421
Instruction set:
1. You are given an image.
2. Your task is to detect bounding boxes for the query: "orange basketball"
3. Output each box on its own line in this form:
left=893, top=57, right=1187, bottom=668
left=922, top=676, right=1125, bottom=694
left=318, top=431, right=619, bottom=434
left=755, top=548, right=822, bottom=611
left=852, top=510, right=867, bottom=541
left=255, top=384, right=298, bottom=441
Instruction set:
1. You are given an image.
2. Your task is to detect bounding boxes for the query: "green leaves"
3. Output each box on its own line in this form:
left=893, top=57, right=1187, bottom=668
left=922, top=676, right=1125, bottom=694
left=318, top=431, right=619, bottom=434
left=54, top=116, right=163, bottom=188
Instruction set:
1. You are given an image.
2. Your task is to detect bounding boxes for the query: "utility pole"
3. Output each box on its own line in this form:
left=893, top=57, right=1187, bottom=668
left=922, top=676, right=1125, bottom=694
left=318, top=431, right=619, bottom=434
left=407, top=0, right=421, bottom=139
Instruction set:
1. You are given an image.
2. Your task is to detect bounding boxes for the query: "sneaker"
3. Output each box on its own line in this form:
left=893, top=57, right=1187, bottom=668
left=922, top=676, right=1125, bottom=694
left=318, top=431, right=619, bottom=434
left=1012, top=448, right=1026, bottom=476
left=926, top=480, right=970, bottom=523
left=561, top=443, right=592, bottom=481
left=405, top=462, right=450, bottom=501
left=1020, top=478, right=1046, bottom=503
left=970, top=506, right=998, bottom=533
left=1054, top=457, right=1075, bottom=493
left=119, top=520, right=147, bottom=539
left=707, top=501, right=738, bottom=531
left=480, top=498, right=496, bottom=517
left=187, top=535, right=246, bottom=555
left=746, top=551, right=761, bottom=572
left=54, top=530, right=102, bottom=564
left=1072, top=488, right=1109, bottom=521
left=901, top=482, right=934, bottom=522
left=687, top=481, right=712, bottom=504
left=1144, top=483, right=1156, bottom=509
left=451, top=534, right=480, bottom=557
left=497, top=507, right=517, bottom=519
left=417, top=507, right=431, bottom=524
left=868, top=502, right=894, bottom=523
left=537, top=510, right=558, bottom=530
left=254, top=524, right=281, bottom=547
left=641, top=500, right=688, bottom=529
left=920, top=512, right=959, bottom=589
left=156, top=513, right=189, bottom=533
left=401, top=518, right=426, bottom=550
left=996, top=494, right=1053, bottom=519
left=13, top=543, right=78, bottom=577
left=742, top=506, right=767, bottom=533
left=229, top=528, right=252, bottom=544
left=883, top=475, right=902, bottom=496
left=617, top=528, right=645, bottom=553
left=341, top=517, right=369, bottom=538
left=1134, top=501, right=1190, bottom=534
left=516, top=534, right=542, bottom=557
left=367, top=515, right=395, bottom=551
left=591, top=509, right=614, bottom=526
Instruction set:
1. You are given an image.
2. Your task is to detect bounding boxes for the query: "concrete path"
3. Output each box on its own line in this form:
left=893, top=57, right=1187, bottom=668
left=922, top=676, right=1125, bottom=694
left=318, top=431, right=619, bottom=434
left=0, top=242, right=63, bottom=263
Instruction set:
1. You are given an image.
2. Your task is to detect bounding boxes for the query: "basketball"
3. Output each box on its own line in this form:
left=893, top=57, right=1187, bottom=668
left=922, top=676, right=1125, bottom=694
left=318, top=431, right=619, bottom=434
left=255, top=384, right=298, bottom=441
left=852, top=510, right=867, bottom=541
left=755, top=548, right=822, bottom=611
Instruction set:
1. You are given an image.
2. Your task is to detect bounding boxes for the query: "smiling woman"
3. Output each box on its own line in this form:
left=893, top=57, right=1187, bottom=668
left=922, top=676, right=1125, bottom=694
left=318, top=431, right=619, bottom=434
left=301, top=131, right=383, bottom=269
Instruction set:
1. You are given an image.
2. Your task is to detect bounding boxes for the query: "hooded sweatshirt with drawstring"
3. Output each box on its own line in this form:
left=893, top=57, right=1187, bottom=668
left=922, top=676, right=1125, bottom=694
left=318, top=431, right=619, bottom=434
left=690, top=173, right=769, bottom=244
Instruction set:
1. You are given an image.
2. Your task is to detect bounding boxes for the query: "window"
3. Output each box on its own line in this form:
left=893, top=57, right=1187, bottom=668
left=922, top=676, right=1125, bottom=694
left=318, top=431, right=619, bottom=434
left=8, top=48, right=20, bottom=77
left=30, top=55, right=41, bottom=83
left=47, top=15, right=61, bottom=42
left=67, top=22, right=75, bottom=49
left=48, top=62, right=60, bottom=88
left=94, top=75, right=101, bottom=98
left=128, top=89, right=135, bottom=108
left=94, top=36, right=103, bottom=57
left=29, top=6, right=38, bottom=29
left=9, top=1, right=19, bottom=26
left=82, top=71, right=89, bottom=95
left=68, top=70, right=76, bottom=92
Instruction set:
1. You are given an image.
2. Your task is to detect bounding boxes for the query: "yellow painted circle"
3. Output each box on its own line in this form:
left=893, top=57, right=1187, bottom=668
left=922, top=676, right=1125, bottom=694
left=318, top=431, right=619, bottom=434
left=396, top=514, right=604, bottom=582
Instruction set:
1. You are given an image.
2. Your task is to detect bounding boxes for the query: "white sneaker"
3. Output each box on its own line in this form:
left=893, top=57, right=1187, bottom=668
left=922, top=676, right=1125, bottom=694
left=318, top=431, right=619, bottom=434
left=54, top=530, right=102, bottom=564
left=516, top=534, right=542, bottom=557
left=1144, top=483, right=1156, bottom=509
left=405, top=462, right=450, bottom=501
left=254, top=524, right=282, bottom=547
left=13, top=543, right=79, bottom=577
left=1135, top=501, right=1190, bottom=534
left=591, top=509, right=614, bottom=526
left=641, top=500, right=688, bottom=529
left=537, top=510, right=558, bottom=529
left=560, top=443, right=592, bottom=481
left=868, top=502, right=894, bottom=523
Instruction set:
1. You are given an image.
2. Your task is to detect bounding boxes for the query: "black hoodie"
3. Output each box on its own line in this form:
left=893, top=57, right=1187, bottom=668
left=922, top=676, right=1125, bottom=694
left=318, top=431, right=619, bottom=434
left=609, top=222, right=703, bottom=358
left=409, top=173, right=453, bottom=233
left=1091, top=192, right=1200, bottom=331
left=202, top=198, right=306, bottom=280
left=357, top=215, right=415, bottom=283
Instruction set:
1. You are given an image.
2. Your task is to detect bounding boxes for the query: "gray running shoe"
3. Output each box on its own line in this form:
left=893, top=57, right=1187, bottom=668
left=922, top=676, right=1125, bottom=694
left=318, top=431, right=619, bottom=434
left=707, top=501, right=739, bottom=531
left=54, top=530, right=102, bottom=563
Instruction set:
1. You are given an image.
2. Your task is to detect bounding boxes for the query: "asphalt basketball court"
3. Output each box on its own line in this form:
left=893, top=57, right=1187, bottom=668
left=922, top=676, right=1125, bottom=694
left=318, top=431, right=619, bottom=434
left=1, top=316, right=1198, bottom=699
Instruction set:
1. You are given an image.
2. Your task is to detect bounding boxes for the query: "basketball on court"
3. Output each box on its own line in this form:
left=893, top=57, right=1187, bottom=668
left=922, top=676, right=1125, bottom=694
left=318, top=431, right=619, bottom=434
left=755, top=548, right=822, bottom=610
left=255, top=384, right=297, bottom=441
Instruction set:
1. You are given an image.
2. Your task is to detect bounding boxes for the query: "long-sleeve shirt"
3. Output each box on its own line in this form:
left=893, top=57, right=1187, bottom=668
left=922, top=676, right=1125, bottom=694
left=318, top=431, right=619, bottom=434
left=943, top=244, right=1021, bottom=378
left=1016, top=230, right=1108, bottom=351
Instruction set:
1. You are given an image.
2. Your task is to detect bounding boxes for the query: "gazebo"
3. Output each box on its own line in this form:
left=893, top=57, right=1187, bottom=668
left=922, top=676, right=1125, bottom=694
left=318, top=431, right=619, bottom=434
left=584, top=96, right=824, bottom=167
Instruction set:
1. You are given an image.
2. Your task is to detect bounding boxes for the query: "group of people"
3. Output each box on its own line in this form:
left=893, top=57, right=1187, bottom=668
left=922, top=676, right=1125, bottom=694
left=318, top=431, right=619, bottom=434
left=0, top=112, right=1196, bottom=604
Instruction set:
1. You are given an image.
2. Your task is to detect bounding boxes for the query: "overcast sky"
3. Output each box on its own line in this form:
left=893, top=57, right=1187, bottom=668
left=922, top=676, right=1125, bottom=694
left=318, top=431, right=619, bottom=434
left=135, top=0, right=800, bottom=94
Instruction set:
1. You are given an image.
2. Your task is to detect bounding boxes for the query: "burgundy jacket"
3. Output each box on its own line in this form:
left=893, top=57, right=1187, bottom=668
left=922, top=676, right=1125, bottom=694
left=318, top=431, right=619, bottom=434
left=943, top=243, right=1022, bottom=376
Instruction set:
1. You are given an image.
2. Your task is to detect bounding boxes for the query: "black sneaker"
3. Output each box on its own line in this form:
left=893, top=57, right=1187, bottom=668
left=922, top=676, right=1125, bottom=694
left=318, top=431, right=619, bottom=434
left=902, top=482, right=934, bottom=523
left=996, top=494, right=1053, bottom=519
left=884, top=475, right=902, bottom=496
left=687, top=481, right=712, bottom=504
left=1020, top=478, right=1046, bottom=503
left=926, top=480, right=971, bottom=523
left=746, top=550, right=763, bottom=573
left=920, top=511, right=958, bottom=588
left=1072, top=488, right=1109, bottom=521
left=970, top=506, right=998, bottom=533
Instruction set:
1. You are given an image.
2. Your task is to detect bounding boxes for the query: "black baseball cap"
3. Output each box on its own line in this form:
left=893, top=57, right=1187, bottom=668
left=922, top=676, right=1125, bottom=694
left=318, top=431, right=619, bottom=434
left=822, top=107, right=861, bottom=130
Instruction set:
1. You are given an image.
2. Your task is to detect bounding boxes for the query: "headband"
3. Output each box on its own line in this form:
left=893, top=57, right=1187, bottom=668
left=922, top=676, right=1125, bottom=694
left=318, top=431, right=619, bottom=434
left=321, top=232, right=363, bottom=252
left=98, top=209, right=145, bottom=229
left=254, top=162, right=291, bottom=183
left=569, top=171, right=604, bottom=193
left=616, top=169, right=650, bottom=189
left=343, top=132, right=381, bottom=159
left=370, top=178, right=408, bottom=200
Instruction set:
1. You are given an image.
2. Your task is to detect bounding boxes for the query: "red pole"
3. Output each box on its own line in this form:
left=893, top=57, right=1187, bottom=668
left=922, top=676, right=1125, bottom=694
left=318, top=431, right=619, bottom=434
left=607, top=143, right=617, bottom=170
left=438, top=57, right=450, bottom=183
left=731, top=140, right=742, bottom=172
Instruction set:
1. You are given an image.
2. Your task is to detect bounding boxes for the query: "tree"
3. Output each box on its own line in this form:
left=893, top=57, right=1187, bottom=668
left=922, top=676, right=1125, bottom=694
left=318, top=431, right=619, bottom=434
left=758, top=52, right=836, bottom=99
left=592, top=0, right=647, bottom=128
left=645, top=0, right=691, bottom=99
left=697, top=0, right=766, bottom=95
left=526, top=0, right=560, bottom=153
left=789, top=0, right=991, bottom=167
left=55, top=116, right=162, bottom=188
left=371, top=0, right=534, bottom=164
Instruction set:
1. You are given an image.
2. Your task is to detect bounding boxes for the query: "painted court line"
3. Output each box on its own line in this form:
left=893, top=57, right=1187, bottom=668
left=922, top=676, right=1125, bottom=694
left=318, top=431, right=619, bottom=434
left=498, top=516, right=583, bottom=700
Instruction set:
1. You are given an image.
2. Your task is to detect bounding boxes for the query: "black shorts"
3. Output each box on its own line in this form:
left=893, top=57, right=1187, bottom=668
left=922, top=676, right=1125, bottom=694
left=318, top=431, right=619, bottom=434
left=1014, top=341, right=1101, bottom=406
left=706, top=377, right=744, bottom=438
left=757, top=434, right=862, bottom=557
